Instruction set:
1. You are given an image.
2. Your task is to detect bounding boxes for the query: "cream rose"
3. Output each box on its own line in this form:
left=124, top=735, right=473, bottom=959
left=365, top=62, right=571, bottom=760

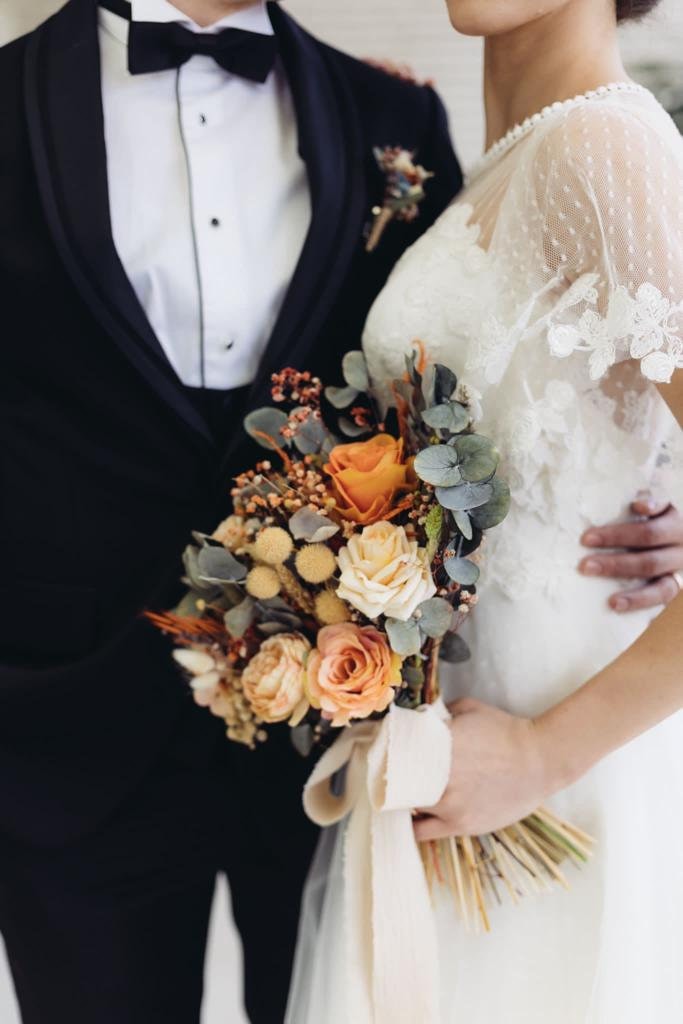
left=241, top=633, right=310, bottom=724
left=336, top=521, right=436, bottom=621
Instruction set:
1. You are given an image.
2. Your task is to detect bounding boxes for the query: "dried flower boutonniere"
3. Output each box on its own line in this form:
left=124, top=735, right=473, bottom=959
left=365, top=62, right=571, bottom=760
left=366, top=146, right=434, bottom=253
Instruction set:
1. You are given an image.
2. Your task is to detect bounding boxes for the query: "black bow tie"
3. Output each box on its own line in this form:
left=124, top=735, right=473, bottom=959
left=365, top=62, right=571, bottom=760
left=100, top=0, right=278, bottom=83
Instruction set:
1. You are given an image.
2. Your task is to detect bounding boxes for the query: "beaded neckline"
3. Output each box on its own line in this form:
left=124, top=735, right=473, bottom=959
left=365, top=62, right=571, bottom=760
left=466, top=81, right=649, bottom=184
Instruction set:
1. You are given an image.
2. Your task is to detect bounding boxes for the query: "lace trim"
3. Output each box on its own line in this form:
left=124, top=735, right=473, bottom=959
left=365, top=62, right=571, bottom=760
left=546, top=279, right=683, bottom=383
left=466, top=82, right=649, bottom=184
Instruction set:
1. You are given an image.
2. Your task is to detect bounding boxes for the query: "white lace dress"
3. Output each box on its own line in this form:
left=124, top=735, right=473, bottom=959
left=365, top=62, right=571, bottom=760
left=287, top=83, right=683, bottom=1023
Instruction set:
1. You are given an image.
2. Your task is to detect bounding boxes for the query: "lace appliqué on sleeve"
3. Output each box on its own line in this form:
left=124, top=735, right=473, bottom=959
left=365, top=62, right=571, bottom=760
left=547, top=278, right=683, bottom=382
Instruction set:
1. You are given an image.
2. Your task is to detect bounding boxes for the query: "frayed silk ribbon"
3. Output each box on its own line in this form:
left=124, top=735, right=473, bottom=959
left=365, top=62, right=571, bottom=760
left=303, top=700, right=453, bottom=1024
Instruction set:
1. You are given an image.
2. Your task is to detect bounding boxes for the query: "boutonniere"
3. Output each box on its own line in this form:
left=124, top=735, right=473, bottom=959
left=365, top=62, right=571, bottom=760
left=365, top=146, right=434, bottom=253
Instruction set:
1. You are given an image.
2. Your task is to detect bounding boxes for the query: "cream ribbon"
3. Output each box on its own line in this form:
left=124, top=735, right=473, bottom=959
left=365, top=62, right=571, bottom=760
left=303, top=700, right=453, bottom=1024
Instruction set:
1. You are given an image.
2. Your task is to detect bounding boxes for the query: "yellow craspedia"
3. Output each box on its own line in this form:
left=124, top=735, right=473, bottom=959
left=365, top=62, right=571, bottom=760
left=295, top=544, right=337, bottom=584
left=314, top=590, right=351, bottom=626
left=253, top=526, right=294, bottom=565
left=245, top=565, right=281, bottom=600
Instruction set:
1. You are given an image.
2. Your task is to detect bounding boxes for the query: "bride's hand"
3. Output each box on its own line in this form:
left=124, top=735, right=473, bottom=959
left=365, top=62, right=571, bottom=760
left=413, top=698, right=562, bottom=841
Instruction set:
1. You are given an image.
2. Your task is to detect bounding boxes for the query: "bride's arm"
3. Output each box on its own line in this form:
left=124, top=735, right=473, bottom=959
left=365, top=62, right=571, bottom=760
left=415, top=376, right=683, bottom=842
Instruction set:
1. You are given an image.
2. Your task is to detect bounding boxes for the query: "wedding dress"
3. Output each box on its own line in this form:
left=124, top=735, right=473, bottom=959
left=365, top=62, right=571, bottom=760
left=287, top=83, right=683, bottom=1023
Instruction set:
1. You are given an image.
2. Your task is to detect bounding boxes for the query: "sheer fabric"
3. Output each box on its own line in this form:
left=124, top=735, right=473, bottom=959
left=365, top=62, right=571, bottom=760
left=288, top=85, right=683, bottom=1023
left=365, top=83, right=683, bottom=601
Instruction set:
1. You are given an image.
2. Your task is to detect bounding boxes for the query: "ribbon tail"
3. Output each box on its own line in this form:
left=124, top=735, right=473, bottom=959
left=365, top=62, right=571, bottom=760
left=343, top=795, right=377, bottom=1023
left=371, top=808, right=442, bottom=1024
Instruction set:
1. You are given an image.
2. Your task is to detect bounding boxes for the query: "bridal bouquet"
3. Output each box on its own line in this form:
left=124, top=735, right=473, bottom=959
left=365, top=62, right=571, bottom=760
left=150, top=345, right=592, bottom=932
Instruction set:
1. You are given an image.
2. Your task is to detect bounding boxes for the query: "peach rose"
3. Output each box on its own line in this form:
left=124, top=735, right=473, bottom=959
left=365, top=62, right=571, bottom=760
left=336, top=521, right=436, bottom=621
left=306, top=623, right=402, bottom=727
left=241, top=633, right=310, bottom=724
left=325, top=434, right=412, bottom=525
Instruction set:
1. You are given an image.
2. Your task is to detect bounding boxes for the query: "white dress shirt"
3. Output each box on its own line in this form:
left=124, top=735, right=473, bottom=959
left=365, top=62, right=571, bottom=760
left=99, top=0, right=311, bottom=389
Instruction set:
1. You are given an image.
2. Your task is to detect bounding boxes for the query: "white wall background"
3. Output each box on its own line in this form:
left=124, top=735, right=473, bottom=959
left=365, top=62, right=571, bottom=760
left=0, top=1, right=681, bottom=1022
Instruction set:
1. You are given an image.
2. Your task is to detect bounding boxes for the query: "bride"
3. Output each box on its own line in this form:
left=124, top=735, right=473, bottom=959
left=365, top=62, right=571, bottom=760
left=287, top=0, right=683, bottom=1021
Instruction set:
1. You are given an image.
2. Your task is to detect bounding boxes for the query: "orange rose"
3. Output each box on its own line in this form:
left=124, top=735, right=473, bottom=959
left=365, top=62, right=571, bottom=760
left=305, top=623, right=402, bottom=727
left=325, top=434, right=411, bottom=525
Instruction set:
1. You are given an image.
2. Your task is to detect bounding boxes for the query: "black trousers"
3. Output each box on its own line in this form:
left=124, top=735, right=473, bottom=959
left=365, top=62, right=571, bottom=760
left=0, top=727, right=319, bottom=1024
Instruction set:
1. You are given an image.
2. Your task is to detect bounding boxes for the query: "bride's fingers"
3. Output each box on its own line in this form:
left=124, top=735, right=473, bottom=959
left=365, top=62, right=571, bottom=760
left=446, top=696, right=482, bottom=716
left=413, top=813, right=451, bottom=843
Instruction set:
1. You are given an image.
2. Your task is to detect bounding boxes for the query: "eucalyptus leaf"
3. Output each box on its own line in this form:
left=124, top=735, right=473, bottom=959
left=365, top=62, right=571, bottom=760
left=342, top=350, right=370, bottom=391
left=338, top=417, right=371, bottom=438
left=259, top=596, right=293, bottom=612
left=421, top=401, right=470, bottom=434
left=443, top=556, right=480, bottom=586
left=451, top=508, right=473, bottom=541
left=257, top=622, right=289, bottom=636
left=469, top=478, right=511, bottom=530
left=385, top=617, right=422, bottom=657
left=221, top=583, right=245, bottom=607
left=290, top=723, right=315, bottom=758
left=439, top=632, right=471, bottom=664
left=191, top=531, right=222, bottom=548
left=197, top=545, right=247, bottom=584
left=451, top=435, right=499, bottom=483
left=182, top=545, right=219, bottom=593
left=423, top=363, right=457, bottom=407
left=325, top=385, right=359, bottom=409
left=413, top=445, right=461, bottom=487
left=224, top=596, right=255, bottom=638
left=261, top=610, right=302, bottom=630
left=293, top=412, right=327, bottom=455
left=175, top=590, right=209, bottom=618
left=415, top=597, right=453, bottom=638
left=289, top=507, right=340, bottom=543
left=244, top=407, right=288, bottom=451
left=435, top=481, right=493, bottom=511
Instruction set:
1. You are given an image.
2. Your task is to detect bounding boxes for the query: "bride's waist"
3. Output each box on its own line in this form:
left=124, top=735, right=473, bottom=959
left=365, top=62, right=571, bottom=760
left=443, top=572, right=656, bottom=715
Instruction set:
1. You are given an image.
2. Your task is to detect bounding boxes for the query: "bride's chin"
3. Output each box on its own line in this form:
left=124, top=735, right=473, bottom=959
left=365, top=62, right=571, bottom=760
left=444, top=2, right=514, bottom=37
left=445, top=0, right=568, bottom=37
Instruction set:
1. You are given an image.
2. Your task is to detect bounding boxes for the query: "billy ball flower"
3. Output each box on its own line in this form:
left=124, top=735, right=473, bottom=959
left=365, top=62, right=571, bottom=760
left=252, top=526, right=294, bottom=565
left=246, top=565, right=281, bottom=600
left=314, top=589, right=351, bottom=626
left=295, top=543, right=337, bottom=584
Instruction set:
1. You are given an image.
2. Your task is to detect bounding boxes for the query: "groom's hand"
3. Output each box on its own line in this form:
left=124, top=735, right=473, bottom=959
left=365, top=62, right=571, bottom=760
left=578, top=494, right=683, bottom=613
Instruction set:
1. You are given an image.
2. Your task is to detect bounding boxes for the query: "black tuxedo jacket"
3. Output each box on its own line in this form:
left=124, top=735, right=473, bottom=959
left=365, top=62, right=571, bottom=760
left=0, top=0, right=462, bottom=846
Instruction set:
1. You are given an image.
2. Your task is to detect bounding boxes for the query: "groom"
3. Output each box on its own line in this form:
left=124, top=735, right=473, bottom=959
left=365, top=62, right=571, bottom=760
left=0, top=1, right=681, bottom=1023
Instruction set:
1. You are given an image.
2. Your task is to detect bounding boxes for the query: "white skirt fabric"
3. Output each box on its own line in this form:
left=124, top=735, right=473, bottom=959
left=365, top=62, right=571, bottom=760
left=286, top=564, right=683, bottom=1023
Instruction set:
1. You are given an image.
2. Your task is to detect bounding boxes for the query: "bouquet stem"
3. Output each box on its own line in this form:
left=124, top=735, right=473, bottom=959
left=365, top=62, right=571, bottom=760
left=422, top=805, right=595, bottom=932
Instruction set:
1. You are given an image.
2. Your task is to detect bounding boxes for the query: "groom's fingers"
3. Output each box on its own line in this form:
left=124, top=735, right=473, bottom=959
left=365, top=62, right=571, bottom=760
left=630, top=495, right=672, bottom=519
left=578, top=546, right=683, bottom=581
left=607, top=576, right=682, bottom=613
left=580, top=505, right=677, bottom=552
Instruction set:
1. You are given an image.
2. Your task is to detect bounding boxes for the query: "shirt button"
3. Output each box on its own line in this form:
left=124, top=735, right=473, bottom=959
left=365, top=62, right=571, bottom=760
left=210, top=217, right=220, bottom=228
left=225, top=340, right=235, bottom=351
left=199, top=113, right=207, bottom=125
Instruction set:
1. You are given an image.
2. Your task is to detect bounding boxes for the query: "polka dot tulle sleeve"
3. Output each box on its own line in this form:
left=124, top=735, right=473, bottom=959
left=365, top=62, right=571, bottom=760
left=518, top=96, right=683, bottom=384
